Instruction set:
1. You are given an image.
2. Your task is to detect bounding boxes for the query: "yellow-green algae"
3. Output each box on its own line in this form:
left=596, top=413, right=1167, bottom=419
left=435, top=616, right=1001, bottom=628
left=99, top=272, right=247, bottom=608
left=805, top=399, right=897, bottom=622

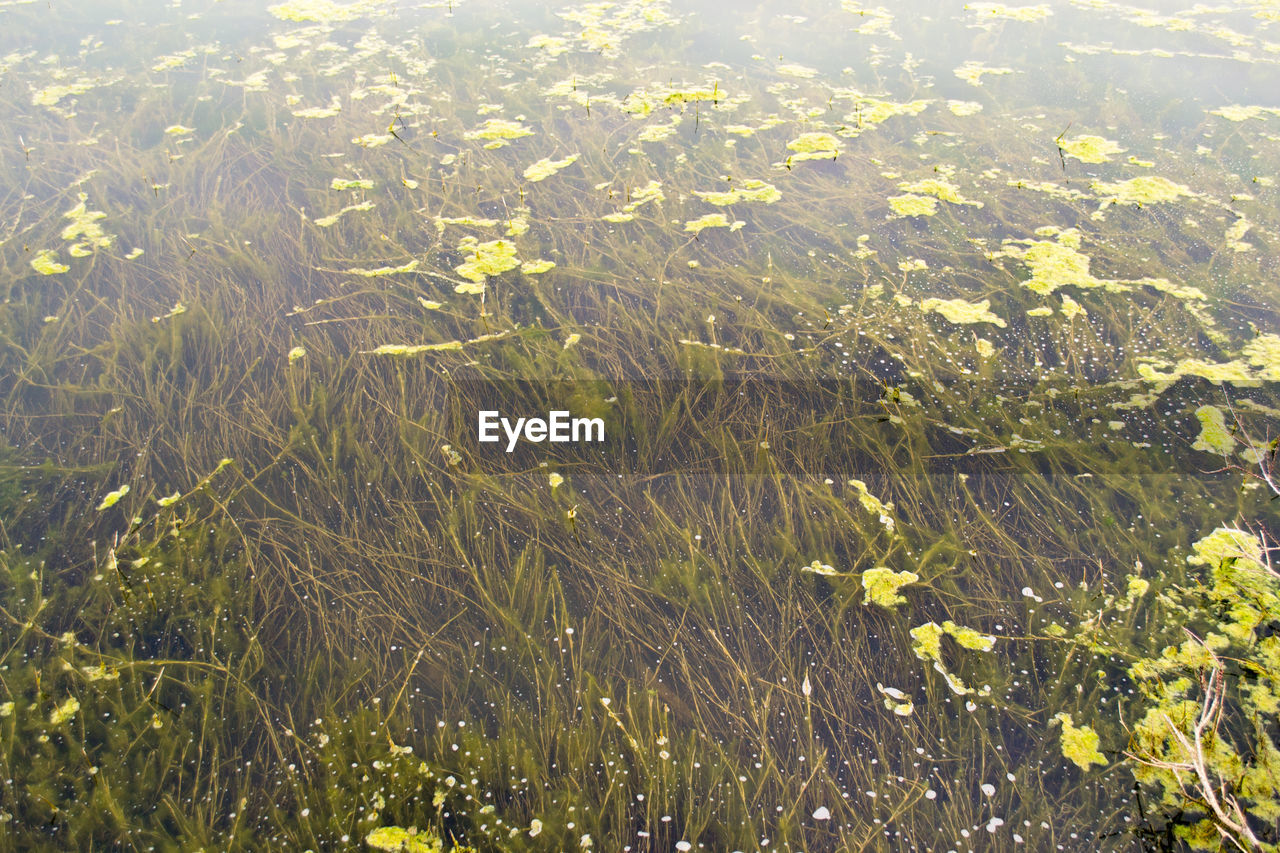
left=964, top=3, right=1051, bottom=21
left=848, top=479, right=895, bottom=531
left=433, top=216, right=499, bottom=234
left=363, top=332, right=509, bottom=356
left=346, top=260, right=420, bottom=277
left=1137, top=357, right=1257, bottom=385
left=30, top=249, right=68, bottom=275
left=1052, top=713, right=1107, bottom=770
left=920, top=297, right=1007, bottom=327
left=520, top=259, right=556, bottom=274
left=454, top=238, right=520, bottom=291
left=1210, top=104, right=1280, bottom=121
left=465, top=119, right=534, bottom=147
left=49, top=697, right=80, bottom=726
left=1191, top=405, right=1235, bottom=455
left=948, top=100, right=983, bottom=116
left=268, top=0, right=389, bottom=23
left=1092, top=175, right=1195, bottom=205
left=61, top=194, right=113, bottom=256
left=694, top=180, right=781, bottom=206
left=909, top=622, right=945, bottom=663
left=96, top=484, right=130, bottom=511
left=164, top=124, right=195, bottom=135
left=953, top=61, right=1014, bottom=85
left=365, top=826, right=441, bottom=852
left=888, top=195, right=938, bottom=217
left=941, top=620, right=995, bottom=652
left=785, top=132, right=842, bottom=161
left=314, top=201, right=374, bottom=227
left=331, top=178, right=374, bottom=190
left=975, top=338, right=996, bottom=358
left=1059, top=293, right=1086, bottom=320
left=860, top=568, right=919, bottom=608
left=1059, top=135, right=1124, bottom=164
left=1244, top=334, right=1280, bottom=379
left=684, top=214, right=744, bottom=234
left=527, top=34, right=569, bottom=56
left=523, top=154, right=580, bottom=182
left=1000, top=229, right=1171, bottom=296
left=896, top=178, right=983, bottom=207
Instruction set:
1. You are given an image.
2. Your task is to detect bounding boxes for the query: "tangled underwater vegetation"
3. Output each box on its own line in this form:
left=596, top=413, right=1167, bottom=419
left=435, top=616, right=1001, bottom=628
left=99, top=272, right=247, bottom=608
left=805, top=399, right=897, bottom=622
left=2, top=0, right=1280, bottom=849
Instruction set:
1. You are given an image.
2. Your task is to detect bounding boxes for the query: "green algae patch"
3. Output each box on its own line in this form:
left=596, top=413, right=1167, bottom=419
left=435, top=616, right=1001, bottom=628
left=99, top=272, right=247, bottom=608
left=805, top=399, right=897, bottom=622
left=32, top=78, right=104, bottom=107
left=1210, top=104, right=1280, bottom=121
left=1060, top=293, right=1086, bottom=320
left=694, top=179, right=781, bottom=206
left=888, top=194, right=938, bottom=217
left=1002, top=231, right=1122, bottom=296
left=861, top=568, right=918, bottom=608
left=527, top=34, right=570, bottom=56
left=269, top=0, right=388, bottom=22
left=1092, top=176, right=1194, bottom=205
left=455, top=238, right=520, bottom=291
left=948, top=100, right=983, bottom=116
left=465, top=119, right=534, bottom=144
left=164, top=124, right=195, bottom=136
left=1192, top=405, right=1235, bottom=455
left=1137, top=358, right=1256, bottom=385
left=520, top=259, right=555, bottom=274
left=848, top=478, right=895, bottom=531
left=843, top=98, right=932, bottom=132
left=941, top=620, right=995, bottom=652
left=896, top=178, right=982, bottom=207
left=61, top=194, right=113, bottom=256
left=786, top=132, right=842, bottom=161
left=624, top=180, right=665, bottom=212
left=910, top=622, right=945, bottom=663
left=1244, top=334, right=1280, bottom=379
left=1052, top=713, right=1107, bottom=770
left=975, top=338, right=996, bottom=358
left=96, top=484, right=130, bottom=511
left=433, top=216, right=499, bottom=234
left=31, top=249, right=68, bottom=275
left=1060, top=135, right=1123, bottom=164
left=684, top=214, right=744, bottom=234
left=346, top=260, right=419, bottom=277
left=965, top=3, right=1051, bottom=21
left=314, top=201, right=374, bottom=227
left=331, top=178, right=374, bottom=191
left=363, top=332, right=510, bottom=356
left=920, top=297, right=1007, bottom=327
left=523, top=154, right=580, bottom=182
left=365, top=826, right=441, bottom=852
left=954, top=61, right=1014, bottom=85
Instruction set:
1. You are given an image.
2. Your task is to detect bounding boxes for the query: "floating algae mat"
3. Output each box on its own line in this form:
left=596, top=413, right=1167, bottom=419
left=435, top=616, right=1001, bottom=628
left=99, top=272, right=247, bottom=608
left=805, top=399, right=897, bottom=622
left=3, top=0, right=1280, bottom=849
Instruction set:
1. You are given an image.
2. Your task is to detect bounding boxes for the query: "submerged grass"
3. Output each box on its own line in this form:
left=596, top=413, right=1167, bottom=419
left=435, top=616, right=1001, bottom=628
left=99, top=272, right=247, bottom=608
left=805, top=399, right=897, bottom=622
left=1, top=0, right=1279, bottom=849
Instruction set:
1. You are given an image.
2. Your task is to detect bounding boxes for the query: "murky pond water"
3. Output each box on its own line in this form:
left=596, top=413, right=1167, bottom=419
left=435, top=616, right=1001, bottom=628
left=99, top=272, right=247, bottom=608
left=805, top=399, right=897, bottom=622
left=3, top=0, right=1280, bottom=849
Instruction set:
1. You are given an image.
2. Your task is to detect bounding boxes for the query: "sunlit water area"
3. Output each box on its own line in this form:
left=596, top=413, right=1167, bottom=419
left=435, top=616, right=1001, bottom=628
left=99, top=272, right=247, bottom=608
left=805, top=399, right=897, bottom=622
left=2, top=0, right=1280, bottom=849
